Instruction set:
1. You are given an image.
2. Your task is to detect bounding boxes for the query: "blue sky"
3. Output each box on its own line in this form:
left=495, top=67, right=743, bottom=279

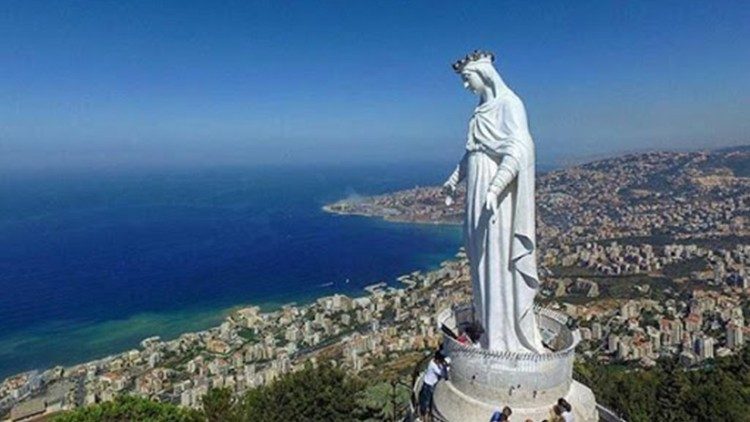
left=1, top=0, right=748, bottom=169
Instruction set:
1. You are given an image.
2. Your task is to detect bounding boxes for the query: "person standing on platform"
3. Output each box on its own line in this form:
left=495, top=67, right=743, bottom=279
left=419, top=350, right=449, bottom=421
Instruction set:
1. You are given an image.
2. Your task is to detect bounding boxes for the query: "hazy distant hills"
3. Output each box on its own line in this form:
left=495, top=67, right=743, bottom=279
left=537, top=146, right=749, bottom=246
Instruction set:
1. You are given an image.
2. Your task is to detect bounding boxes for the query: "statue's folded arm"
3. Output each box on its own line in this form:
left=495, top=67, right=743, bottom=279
left=488, top=145, right=522, bottom=194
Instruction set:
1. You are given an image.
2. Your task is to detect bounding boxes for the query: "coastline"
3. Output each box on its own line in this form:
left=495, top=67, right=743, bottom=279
left=0, top=244, right=474, bottom=419
left=0, top=222, right=459, bottom=382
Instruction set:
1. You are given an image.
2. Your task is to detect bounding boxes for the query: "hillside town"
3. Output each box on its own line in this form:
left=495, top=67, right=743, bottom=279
left=0, top=256, right=472, bottom=421
left=2, top=147, right=748, bottom=420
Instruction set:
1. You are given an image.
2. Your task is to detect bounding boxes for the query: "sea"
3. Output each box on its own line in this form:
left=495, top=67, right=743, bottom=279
left=0, top=162, right=464, bottom=379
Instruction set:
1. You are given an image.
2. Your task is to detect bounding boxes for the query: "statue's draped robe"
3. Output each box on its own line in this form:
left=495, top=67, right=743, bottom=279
left=457, top=90, right=544, bottom=353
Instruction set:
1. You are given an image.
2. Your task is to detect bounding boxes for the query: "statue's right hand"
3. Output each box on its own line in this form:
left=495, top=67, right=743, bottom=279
left=441, top=181, right=456, bottom=196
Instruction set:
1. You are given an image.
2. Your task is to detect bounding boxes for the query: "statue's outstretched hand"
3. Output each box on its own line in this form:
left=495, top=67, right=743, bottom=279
left=441, top=181, right=456, bottom=196
left=442, top=182, right=456, bottom=206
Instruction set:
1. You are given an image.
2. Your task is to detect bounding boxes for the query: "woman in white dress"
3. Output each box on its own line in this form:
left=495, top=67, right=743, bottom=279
left=443, top=51, right=544, bottom=353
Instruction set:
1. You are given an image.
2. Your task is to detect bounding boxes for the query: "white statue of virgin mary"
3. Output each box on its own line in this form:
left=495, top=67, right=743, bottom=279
left=443, top=51, right=544, bottom=353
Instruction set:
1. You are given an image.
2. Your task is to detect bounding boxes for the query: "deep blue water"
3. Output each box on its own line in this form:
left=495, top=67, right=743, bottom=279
left=0, top=163, right=462, bottom=379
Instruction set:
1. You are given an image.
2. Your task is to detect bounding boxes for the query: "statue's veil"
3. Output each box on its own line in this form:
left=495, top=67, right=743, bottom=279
left=463, top=60, right=510, bottom=99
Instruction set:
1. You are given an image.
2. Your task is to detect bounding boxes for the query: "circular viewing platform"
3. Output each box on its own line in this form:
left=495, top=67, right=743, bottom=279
left=437, top=304, right=579, bottom=407
left=415, top=304, right=599, bottom=422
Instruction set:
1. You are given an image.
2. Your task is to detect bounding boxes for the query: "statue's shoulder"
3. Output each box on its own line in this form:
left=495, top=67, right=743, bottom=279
left=502, top=91, right=525, bottom=109
left=498, top=93, right=528, bottom=123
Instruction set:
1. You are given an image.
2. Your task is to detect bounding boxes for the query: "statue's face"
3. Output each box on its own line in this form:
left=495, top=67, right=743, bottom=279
left=461, top=71, right=484, bottom=94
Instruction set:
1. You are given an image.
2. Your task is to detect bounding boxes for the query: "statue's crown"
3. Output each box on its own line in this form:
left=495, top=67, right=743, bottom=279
left=452, top=50, right=495, bottom=73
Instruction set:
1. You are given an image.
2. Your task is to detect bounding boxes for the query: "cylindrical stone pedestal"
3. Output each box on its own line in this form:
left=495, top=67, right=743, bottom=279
left=417, top=305, right=598, bottom=421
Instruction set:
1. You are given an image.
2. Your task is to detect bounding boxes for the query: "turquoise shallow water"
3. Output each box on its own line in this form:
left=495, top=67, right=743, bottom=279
left=0, top=163, right=462, bottom=378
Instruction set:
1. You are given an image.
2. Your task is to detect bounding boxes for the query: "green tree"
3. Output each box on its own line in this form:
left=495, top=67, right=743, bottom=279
left=357, top=380, right=411, bottom=421
left=232, top=362, right=366, bottom=421
left=54, top=395, right=202, bottom=422
left=201, top=387, right=238, bottom=422
left=684, top=365, right=750, bottom=421
left=578, top=350, right=750, bottom=421
left=654, top=358, right=691, bottom=421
